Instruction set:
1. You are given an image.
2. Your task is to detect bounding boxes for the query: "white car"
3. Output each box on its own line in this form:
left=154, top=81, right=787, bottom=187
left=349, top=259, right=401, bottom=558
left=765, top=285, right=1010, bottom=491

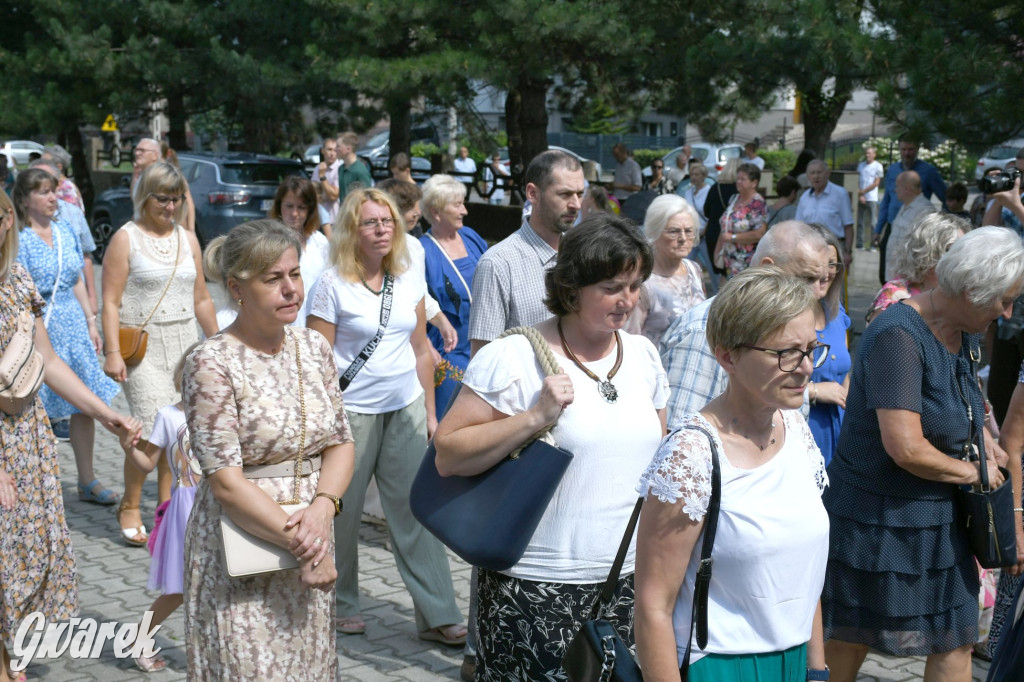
left=2, top=140, right=44, bottom=166
left=975, top=140, right=1024, bottom=180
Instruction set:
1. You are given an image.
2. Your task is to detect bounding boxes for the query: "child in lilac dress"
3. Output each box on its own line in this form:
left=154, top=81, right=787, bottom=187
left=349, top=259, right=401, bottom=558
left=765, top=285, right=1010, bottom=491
left=119, top=350, right=199, bottom=672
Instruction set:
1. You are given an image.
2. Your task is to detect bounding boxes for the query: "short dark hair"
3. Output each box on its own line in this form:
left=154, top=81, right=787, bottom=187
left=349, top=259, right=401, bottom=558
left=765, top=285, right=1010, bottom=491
left=738, top=163, right=761, bottom=185
left=776, top=175, right=801, bottom=198
left=947, top=182, right=968, bottom=203
left=389, top=152, right=411, bottom=174
left=543, top=214, right=653, bottom=318
left=524, top=149, right=582, bottom=191
left=377, top=178, right=422, bottom=215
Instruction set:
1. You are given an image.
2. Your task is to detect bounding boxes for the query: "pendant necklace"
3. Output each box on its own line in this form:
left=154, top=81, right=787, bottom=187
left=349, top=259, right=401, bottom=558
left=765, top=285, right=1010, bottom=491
left=732, top=416, right=776, bottom=451
left=557, top=321, right=623, bottom=403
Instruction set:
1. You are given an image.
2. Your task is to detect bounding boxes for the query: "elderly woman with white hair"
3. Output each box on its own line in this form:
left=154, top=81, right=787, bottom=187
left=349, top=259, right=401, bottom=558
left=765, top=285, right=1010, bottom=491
left=866, top=212, right=968, bottom=324
left=41, top=144, right=83, bottom=211
left=625, top=194, right=705, bottom=345
left=823, top=226, right=1024, bottom=681
left=419, top=174, right=488, bottom=411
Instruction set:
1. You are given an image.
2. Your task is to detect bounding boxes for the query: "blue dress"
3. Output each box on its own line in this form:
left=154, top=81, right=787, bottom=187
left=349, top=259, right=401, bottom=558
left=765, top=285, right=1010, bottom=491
left=808, top=302, right=851, bottom=465
left=420, top=227, right=488, bottom=414
left=17, top=219, right=119, bottom=419
left=822, top=303, right=981, bottom=656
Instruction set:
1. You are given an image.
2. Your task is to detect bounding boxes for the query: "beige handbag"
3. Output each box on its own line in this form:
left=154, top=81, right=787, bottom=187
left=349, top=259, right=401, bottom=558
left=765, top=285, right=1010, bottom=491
left=219, top=329, right=311, bottom=577
left=0, top=310, right=46, bottom=415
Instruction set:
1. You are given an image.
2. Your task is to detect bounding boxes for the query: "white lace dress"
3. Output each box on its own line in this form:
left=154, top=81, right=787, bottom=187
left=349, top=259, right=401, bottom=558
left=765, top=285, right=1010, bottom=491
left=637, top=410, right=829, bottom=664
left=119, top=222, right=200, bottom=433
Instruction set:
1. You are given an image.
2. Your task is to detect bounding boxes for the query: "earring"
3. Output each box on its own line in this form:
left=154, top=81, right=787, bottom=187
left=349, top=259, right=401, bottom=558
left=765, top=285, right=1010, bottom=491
left=236, top=298, right=243, bottom=306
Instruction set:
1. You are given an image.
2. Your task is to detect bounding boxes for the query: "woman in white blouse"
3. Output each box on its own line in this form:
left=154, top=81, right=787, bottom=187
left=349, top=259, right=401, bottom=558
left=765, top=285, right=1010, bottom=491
left=635, top=266, right=830, bottom=682
left=268, top=176, right=330, bottom=328
left=625, top=194, right=705, bottom=345
left=435, top=214, right=668, bottom=681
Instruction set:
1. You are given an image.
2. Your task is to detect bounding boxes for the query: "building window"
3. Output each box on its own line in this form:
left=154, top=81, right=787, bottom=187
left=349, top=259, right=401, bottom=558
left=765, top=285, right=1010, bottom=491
left=645, top=122, right=661, bottom=137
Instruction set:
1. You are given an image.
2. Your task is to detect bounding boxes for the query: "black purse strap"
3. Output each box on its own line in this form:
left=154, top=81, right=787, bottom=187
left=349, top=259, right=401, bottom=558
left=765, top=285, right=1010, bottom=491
left=955, top=336, right=988, bottom=488
left=339, top=273, right=394, bottom=391
left=586, top=423, right=722, bottom=677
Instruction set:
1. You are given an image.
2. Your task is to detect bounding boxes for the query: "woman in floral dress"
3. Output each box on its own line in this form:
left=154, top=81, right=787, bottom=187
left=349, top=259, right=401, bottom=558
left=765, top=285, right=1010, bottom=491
left=0, top=189, right=137, bottom=681
left=13, top=169, right=121, bottom=505
left=714, top=163, right=768, bottom=277
left=182, top=220, right=355, bottom=680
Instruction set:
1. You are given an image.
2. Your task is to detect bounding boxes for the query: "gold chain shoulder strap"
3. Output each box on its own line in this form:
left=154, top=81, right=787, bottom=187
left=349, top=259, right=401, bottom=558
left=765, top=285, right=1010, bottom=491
left=138, top=226, right=181, bottom=331
left=284, top=328, right=307, bottom=505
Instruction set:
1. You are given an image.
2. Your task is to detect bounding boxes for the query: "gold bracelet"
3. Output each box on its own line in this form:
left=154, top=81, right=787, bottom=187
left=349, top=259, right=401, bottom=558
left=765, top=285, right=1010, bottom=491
left=104, top=349, right=120, bottom=355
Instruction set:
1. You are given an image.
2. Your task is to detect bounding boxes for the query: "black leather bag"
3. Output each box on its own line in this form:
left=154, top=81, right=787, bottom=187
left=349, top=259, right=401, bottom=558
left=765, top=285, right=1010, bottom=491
left=409, top=327, right=574, bottom=571
left=563, top=425, right=722, bottom=682
left=955, top=346, right=1017, bottom=569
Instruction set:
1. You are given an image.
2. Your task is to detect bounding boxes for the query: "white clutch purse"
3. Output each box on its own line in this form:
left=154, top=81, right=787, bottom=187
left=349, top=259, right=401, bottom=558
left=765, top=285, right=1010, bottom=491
left=219, top=503, right=308, bottom=578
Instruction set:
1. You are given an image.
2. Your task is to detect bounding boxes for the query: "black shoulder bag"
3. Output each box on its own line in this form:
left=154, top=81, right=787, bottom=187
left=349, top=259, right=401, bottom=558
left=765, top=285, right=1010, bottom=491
left=339, top=273, right=393, bottom=391
left=563, top=424, right=722, bottom=682
left=955, top=341, right=1017, bottom=568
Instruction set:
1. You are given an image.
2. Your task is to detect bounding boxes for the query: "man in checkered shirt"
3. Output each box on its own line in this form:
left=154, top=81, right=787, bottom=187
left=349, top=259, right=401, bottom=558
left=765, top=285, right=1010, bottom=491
left=469, top=149, right=586, bottom=356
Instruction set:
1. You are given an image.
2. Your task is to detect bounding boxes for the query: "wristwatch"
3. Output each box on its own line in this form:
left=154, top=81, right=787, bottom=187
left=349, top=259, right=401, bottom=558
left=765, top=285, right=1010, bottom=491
left=314, top=492, right=343, bottom=517
left=806, top=667, right=830, bottom=681
left=730, top=233, right=737, bottom=242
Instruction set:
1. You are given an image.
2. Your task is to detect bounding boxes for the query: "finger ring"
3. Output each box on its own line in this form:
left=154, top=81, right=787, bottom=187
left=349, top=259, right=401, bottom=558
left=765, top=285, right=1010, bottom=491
left=563, top=386, right=568, bottom=394
left=314, top=537, right=323, bottom=546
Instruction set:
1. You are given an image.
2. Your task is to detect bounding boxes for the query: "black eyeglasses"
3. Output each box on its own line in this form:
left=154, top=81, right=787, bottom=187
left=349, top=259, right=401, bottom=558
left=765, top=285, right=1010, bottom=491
left=742, top=344, right=830, bottom=372
left=652, top=165, right=663, bottom=169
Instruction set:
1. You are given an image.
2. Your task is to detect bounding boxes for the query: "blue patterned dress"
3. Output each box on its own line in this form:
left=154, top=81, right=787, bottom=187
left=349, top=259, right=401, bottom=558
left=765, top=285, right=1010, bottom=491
left=17, top=219, right=119, bottom=419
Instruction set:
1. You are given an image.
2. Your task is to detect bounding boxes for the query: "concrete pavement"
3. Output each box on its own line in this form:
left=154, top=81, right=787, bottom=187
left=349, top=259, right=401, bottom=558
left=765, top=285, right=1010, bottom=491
left=29, top=247, right=992, bottom=680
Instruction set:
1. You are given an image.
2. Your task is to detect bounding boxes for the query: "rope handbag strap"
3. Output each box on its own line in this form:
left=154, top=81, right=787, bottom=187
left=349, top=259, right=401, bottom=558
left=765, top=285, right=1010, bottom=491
left=425, top=232, right=473, bottom=305
left=42, top=222, right=64, bottom=327
left=139, top=227, right=181, bottom=331
left=497, top=326, right=562, bottom=457
left=339, top=272, right=394, bottom=391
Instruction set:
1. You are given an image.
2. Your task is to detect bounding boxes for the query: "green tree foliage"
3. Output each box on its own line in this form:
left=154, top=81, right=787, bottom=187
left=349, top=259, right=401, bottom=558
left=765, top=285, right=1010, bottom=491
left=869, top=1, right=1024, bottom=150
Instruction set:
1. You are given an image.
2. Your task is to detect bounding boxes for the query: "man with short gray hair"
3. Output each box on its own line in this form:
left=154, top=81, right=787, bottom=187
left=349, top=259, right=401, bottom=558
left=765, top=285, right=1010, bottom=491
left=660, top=220, right=830, bottom=427
left=795, top=160, right=854, bottom=267
left=885, top=170, right=936, bottom=281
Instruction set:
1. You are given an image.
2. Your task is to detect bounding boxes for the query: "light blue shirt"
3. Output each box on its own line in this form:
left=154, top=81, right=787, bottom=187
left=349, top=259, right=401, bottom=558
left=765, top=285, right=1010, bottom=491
left=795, top=182, right=854, bottom=240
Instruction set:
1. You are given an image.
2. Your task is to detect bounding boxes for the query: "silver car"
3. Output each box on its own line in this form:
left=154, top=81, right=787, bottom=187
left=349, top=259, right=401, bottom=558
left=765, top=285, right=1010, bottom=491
left=644, top=142, right=745, bottom=180
left=2, top=140, right=44, bottom=166
left=975, top=140, right=1024, bottom=180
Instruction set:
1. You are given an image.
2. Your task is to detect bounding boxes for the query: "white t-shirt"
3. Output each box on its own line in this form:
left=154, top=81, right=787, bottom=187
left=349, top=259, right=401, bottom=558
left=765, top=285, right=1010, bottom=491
left=638, top=410, right=829, bottom=664
left=858, top=160, right=884, bottom=202
left=296, top=231, right=331, bottom=328
left=463, top=331, right=668, bottom=582
left=747, top=155, right=766, bottom=170
left=406, top=236, right=441, bottom=320
left=453, top=157, right=477, bottom=184
left=308, top=266, right=425, bottom=414
left=149, top=404, right=189, bottom=481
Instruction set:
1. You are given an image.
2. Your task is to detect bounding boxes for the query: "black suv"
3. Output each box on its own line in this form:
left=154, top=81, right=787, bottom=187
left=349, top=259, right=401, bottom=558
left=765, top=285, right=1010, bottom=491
left=90, top=151, right=306, bottom=258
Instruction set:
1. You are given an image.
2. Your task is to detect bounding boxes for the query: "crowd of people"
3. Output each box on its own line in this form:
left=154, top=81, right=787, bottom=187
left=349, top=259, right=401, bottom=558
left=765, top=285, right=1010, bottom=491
left=2, top=132, right=1024, bottom=682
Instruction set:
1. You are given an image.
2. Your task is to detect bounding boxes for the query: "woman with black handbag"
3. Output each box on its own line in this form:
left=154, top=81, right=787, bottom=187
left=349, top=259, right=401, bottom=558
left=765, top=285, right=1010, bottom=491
left=635, top=266, right=830, bottom=681
left=434, top=214, right=668, bottom=681
left=822, top=226, right=1024, bottom=682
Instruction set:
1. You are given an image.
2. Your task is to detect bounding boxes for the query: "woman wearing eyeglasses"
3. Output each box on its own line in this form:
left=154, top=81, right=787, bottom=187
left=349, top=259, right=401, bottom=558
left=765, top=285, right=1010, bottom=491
left=805, top=225, right=851, bottom=466
left=625, top=195, right=705, bottom=345
left=102, top=161, right=218, bottom=546
left=307, top=188, right=465, bottom=643
left=636, top=267, right=830, bottom=682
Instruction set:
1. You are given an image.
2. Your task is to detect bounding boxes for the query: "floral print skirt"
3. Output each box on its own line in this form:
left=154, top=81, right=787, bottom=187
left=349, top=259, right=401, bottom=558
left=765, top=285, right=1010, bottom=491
left=476, top=568, right=635, bottom=682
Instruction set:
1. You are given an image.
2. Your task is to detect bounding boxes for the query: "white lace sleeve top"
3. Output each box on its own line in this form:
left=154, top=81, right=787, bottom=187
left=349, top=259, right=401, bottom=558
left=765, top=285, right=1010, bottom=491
left=637, top=410, right=829, bottom=663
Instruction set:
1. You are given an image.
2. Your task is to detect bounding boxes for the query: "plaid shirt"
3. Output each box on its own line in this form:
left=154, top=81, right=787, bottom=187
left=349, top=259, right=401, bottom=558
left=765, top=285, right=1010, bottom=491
left=660, top=298, right=726, bottom=429
left=469, top=220, right=557, bottom=342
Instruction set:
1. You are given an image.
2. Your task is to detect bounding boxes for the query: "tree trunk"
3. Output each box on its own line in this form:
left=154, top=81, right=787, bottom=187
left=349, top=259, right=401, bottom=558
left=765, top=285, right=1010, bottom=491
left=167, top=91, right=188, bottom=151
left=387, top=98, right=412, bottom=158
left=505, top=87, right=523, bottom=204
left=518, top=75, right=549, bottom=170
left=800, top=79, right=855, bottom=162
left=62, top=126, right=94, bottom=214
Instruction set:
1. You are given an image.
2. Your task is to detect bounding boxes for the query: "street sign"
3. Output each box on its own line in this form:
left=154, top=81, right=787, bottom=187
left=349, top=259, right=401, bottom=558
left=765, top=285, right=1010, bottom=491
left=102, top=115, right=117, bottom=132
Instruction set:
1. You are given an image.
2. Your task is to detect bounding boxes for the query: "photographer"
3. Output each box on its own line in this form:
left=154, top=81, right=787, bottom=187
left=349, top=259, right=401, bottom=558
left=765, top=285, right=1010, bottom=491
left=981, top=150, right=1024, bottom=424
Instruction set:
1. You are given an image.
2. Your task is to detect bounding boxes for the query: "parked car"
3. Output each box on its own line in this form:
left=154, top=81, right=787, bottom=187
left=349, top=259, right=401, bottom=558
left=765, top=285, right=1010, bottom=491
left=299, top=143, right=321, bottom=170
left=975, top=140, right=1024, bottom=180
left=89, top=151, right=306, bottom=259
left=2, top=140, right=45, bottom=166
left=642, top=142, right=744, bottom=180
left=499, top=145, right=603, bottom=180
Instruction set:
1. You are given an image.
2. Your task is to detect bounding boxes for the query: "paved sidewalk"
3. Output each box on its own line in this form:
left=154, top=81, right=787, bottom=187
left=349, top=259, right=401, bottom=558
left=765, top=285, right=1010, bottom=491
left=28, top=247, right=990, bottom=680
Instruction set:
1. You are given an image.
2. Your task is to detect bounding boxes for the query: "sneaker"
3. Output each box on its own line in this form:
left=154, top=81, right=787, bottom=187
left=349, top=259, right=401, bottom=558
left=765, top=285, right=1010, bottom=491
left=51, top=419, right=70, bottom=441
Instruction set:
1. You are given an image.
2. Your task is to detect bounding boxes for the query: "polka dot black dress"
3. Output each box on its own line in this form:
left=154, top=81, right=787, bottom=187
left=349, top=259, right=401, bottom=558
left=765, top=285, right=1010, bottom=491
left=822, top=302, right=981, bottom=656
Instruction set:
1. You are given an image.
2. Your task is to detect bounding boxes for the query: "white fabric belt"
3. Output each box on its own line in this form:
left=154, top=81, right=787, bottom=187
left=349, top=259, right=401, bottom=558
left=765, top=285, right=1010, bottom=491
left=242, top=455, right=322, bottom=479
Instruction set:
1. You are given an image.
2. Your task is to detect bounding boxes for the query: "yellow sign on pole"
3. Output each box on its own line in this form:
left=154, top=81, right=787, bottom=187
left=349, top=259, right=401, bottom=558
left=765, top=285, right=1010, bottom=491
left=101, top=115, right=118, bottom=132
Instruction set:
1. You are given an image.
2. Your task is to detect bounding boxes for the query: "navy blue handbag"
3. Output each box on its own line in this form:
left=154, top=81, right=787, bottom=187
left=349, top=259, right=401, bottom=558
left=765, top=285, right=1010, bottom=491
left=409, top=327, right=574, bottom=571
